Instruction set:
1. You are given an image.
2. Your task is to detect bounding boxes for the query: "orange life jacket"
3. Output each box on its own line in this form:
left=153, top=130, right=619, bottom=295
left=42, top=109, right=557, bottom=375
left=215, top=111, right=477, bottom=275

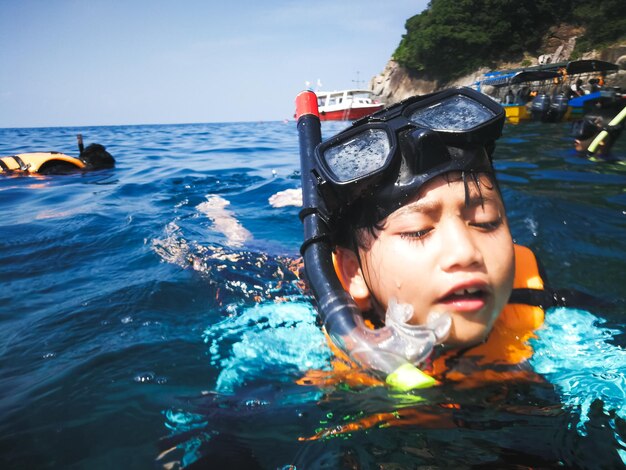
left=0, top=152, right=85, bottom=174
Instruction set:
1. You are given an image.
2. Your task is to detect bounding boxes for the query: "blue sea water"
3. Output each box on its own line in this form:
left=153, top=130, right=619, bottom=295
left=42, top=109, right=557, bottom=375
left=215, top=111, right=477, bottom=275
left=0, top=120, right=625, bottom=469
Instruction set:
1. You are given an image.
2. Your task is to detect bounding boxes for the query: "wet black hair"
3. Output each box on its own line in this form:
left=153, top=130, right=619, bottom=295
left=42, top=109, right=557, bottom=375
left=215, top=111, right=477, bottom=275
left=79, top=143, right=115, bottom=170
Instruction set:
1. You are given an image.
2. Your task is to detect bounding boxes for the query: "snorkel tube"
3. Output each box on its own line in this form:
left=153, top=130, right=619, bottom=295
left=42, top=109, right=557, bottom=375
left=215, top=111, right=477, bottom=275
left=587, top=105, right=626, bottom=156
left=296, top=91, right=438, bottom=390
left=77, top=134, right=85, bottom=154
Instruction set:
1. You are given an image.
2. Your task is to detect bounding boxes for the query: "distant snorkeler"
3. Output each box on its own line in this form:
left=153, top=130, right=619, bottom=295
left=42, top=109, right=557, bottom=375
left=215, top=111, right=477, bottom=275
left=571, top=104, right=626, bottom=159
left=0, top=134, right=115, bottom=175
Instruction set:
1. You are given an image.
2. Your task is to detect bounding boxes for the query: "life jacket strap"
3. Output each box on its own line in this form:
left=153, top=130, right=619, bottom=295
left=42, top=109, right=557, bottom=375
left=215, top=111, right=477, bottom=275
left=11, top=155, right=31, bottom=171
left=509, top=288, right=554, bottom=308
left=510, top=287, right=614, bottom=310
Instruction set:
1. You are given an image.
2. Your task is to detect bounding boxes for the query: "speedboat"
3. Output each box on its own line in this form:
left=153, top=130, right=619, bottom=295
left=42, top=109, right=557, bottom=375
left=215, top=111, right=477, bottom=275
left=476, top=59, right=620, bottom=124
left=478, top=70, right=562, bottom=124
left=316, top=89, right=384, bottom=121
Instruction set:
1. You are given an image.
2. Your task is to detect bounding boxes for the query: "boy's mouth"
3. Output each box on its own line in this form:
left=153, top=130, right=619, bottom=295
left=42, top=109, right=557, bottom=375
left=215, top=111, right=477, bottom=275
left=441, top=287, right=485, bottom=302
left=438, top=285, right=489, bottom=312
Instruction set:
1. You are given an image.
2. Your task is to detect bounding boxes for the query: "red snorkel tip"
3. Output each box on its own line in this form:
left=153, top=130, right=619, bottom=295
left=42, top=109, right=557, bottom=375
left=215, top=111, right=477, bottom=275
left=295, top=91, right=319, bottom=121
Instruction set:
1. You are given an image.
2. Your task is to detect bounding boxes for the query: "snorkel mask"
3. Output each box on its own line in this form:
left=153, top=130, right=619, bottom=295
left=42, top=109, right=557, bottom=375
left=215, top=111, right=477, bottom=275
left=314, top=87, right=504, bottom=230
left=296, top=87, right=505, bottom=390
left=571, top=115, right=605, bottom=143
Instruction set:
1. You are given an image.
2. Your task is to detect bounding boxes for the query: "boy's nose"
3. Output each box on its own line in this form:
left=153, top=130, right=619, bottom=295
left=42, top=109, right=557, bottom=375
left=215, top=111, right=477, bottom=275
left=438, top=222, right=484, bottom=272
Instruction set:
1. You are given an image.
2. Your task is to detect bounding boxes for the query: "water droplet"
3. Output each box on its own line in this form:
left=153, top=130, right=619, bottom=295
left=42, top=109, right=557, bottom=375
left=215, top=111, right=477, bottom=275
left=134, top=371, right=156, bottom=383
left=593, top=370, right=620, bottom=381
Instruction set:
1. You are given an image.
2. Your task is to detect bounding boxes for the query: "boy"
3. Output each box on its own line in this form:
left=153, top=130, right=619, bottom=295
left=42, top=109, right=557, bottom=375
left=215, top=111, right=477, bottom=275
left=297, top=87, right=547, bottom=389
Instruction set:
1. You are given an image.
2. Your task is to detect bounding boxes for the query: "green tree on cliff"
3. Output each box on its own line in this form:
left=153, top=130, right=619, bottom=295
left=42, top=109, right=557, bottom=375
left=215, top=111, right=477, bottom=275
left=572, top=0, right=626, bottom=54
left=394, top=0, right=625, bottom=80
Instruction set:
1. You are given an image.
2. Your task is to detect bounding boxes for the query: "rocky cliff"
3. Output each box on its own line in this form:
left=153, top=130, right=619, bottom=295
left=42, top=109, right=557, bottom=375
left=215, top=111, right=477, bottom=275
left=370, top=25, right=626, bottom=104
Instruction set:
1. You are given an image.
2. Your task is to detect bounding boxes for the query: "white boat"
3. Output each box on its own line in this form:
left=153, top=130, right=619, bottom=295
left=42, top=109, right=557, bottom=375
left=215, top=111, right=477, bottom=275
left=316, top=89, right=384, bottom=121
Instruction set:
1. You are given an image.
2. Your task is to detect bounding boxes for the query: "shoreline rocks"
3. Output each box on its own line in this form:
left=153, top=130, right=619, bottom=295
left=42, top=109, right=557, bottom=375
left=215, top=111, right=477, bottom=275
left=370, top=27, right=626, bottom=104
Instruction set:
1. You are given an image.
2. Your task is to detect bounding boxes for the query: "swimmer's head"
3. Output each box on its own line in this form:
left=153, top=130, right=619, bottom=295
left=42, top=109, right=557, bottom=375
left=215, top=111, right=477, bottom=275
left=312, top=87, right=513, bottom=347
left=79, top=143, right=115, bottom=170
left=571, top=110, right=624, bottom=156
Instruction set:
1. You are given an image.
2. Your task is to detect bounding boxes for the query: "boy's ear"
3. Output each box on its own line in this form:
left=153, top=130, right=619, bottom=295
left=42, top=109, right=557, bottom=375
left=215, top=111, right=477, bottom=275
left=333, top=247, right=371, bottom=311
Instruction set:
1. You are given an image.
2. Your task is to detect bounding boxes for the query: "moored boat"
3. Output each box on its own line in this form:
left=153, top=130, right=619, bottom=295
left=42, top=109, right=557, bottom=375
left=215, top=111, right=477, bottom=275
left=316, top=89, right=384, bottom=121
left=477, top=70, right=562, bottom=124
left=476, top=59, right=621, bottom=124
left=562, top=59, right=621, bottom=120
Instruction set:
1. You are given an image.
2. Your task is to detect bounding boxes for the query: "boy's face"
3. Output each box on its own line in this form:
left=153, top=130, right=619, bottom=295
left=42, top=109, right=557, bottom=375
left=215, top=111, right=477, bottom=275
left=338, top=173, right=514, bottom=348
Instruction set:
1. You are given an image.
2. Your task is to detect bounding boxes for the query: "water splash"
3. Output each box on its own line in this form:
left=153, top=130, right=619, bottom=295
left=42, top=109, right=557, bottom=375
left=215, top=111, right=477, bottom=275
left=203, top=300, right=331, bottom=394
left=160, top=300, right=329, bottom=468
left=196, top=195, right=252, bottom=248
left=530, top=307, right=626, bottom=433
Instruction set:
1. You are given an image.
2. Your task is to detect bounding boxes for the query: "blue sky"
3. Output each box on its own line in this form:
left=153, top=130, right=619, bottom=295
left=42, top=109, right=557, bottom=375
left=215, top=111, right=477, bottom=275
left=0, top=0, right=428, bottom=128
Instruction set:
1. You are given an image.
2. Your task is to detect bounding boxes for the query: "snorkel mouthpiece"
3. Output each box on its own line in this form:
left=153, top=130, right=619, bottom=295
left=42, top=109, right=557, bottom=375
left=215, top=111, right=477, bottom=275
left=345, top=299, right=451, bottom=389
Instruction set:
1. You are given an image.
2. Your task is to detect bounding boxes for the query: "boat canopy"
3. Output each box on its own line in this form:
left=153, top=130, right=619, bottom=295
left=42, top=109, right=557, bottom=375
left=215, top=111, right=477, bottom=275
left=481, top=70, right=561, bottom=87
left=480, top=59, right=618, bottom=85
left=565, top=59, right=619, bottom=75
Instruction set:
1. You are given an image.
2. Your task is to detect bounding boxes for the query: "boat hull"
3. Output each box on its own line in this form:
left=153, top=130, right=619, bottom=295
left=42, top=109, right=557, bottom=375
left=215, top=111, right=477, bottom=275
left=319, top=105, right=385, bottom=121
left=504, top=105, right=530, bottom=124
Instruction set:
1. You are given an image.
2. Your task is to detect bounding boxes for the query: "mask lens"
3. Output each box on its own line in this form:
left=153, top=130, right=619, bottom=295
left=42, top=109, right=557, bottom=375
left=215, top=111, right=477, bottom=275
left=408, top=94, right=495, bottom=131
left=322, top=128, right=391, bottom=182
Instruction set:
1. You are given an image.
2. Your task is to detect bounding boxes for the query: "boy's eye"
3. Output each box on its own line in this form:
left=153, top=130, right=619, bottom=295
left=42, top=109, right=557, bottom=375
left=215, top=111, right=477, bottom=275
left=470, top=217, right=502, bottom=231
left=400, top=229, right=432, bottom=240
